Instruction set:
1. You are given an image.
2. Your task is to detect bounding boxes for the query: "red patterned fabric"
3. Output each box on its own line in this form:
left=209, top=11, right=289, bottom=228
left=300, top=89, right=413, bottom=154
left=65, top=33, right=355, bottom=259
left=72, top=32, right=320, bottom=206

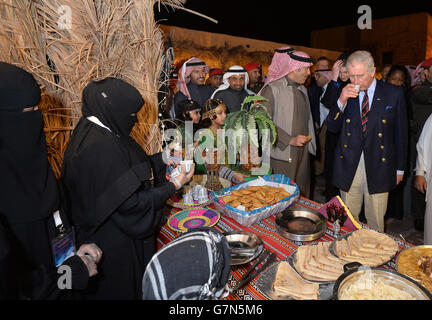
left=209, top=68, right=224, bottom=77
left=260, top=47, right=313, bottom=94
left=157, top=197, right=413, bottom=300
left=176, top=57, right=210, bottom=98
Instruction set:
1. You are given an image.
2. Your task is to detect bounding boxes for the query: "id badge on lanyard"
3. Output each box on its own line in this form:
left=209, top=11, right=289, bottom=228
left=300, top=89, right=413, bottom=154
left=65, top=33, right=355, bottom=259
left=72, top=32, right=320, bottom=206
left=51, top=210, right=76, bottom=267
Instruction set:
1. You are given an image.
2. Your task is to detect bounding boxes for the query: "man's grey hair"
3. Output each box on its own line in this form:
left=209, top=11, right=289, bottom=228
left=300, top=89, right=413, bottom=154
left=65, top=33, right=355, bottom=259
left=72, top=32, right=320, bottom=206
left=347, top=51, right=375, bottom=73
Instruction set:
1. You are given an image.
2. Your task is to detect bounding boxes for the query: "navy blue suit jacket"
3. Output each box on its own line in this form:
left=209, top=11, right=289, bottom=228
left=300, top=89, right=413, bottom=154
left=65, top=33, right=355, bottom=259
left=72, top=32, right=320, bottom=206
left=326, top=80, right=408, bottom=194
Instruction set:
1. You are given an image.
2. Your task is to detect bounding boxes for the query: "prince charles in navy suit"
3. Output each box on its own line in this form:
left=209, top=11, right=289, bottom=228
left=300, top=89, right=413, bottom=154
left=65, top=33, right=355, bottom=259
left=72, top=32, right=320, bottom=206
left=326, top=51, right=408, bottom=231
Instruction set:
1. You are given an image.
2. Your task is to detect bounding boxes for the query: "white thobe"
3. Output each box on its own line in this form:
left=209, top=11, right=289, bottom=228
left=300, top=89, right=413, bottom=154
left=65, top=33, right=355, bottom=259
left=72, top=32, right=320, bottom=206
left=415, top=114, right=432, bottom=244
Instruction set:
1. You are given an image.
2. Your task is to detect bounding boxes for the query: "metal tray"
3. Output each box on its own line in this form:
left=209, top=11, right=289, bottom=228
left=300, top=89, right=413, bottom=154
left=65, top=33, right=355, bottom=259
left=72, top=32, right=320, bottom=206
left=224, top=231, right=264, bottom=266
left=333, top=266, right=432, bottom=300
left=255, top=259, right=335, bottom=300
left=275, top=208, right=327, bottom=242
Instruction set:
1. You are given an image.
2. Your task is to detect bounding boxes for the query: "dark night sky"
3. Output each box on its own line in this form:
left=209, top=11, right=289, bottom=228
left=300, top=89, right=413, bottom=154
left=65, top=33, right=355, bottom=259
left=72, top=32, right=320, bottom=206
left=155, top=1, right=432, bottom=47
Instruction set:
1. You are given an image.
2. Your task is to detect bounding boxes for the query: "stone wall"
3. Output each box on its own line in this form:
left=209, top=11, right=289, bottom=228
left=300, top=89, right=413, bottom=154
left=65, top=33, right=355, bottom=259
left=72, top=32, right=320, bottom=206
left=427, top=14, right=432, bottom=61
left=160, top=25, right=342, bottom=74
left=311, top=12, right=431, bottom=67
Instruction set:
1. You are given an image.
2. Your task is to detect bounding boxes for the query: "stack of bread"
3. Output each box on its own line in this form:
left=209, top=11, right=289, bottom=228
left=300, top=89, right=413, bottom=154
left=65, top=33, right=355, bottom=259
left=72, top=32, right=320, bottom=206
left=273, top=261, right=319, bottom=300
left=334, top=229, right=399, bottom=266
left=294, top=242, right=347, bottom=282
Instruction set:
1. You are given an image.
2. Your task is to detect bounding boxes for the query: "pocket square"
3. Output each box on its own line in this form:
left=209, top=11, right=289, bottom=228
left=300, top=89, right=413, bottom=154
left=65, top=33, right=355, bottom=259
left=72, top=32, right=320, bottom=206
left=385, top=105, right=393, bottom=110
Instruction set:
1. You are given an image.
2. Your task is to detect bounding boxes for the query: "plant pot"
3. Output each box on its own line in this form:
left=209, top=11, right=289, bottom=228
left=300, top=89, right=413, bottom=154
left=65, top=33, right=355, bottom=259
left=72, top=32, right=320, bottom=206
left=239, top=144, right=261, bottom=172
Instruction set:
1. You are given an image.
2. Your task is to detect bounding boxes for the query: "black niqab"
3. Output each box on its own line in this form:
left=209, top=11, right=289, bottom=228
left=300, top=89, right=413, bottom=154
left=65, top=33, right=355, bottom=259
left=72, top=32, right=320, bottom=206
left=0, top=62, right=58, bottom=223
left=0, top=62, right=41, bottom=111
left=61, top=78, right=151, bottom=239
left=81, top=77, right=143, bottom=137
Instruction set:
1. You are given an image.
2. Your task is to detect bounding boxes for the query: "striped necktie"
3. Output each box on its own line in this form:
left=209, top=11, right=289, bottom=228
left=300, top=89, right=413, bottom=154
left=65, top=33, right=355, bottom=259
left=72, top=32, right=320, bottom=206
left=361, top=90, right=369, bottom=133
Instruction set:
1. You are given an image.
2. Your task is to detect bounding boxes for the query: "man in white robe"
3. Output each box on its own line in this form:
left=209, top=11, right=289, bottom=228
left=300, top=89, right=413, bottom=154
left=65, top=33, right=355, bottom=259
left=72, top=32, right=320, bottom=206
left=415, top=114, right=432, bottom=244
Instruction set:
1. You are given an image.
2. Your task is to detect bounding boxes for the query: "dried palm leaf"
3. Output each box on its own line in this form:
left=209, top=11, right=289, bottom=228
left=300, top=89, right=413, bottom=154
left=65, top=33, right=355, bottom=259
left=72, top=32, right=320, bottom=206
left=1, top=0, right=195, bottom=163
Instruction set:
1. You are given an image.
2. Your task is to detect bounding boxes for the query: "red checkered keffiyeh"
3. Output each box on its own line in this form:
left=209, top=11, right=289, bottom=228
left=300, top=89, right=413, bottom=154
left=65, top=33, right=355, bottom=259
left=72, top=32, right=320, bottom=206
left=259, top=47, right=313, bottom=94
left=176, top=57, right=210, bottom=99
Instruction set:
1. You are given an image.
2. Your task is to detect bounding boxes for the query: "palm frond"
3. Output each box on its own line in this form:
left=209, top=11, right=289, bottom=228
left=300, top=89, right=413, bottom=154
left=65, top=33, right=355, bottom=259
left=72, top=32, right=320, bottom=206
left=0, top=0, right=193, bottom=159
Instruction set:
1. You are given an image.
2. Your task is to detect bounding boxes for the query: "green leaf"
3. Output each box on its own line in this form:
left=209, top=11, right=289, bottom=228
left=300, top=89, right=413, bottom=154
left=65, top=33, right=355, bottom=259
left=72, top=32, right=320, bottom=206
left=240, top=112, right=249, bottom=134
left=224, top=110, right=243, bottom=131
left=255, top=115, right=277, bottom=146
left=247, top=116, right=259, bottom=147
left=234, top=120, right=243, bottom=153
left=255, top=117, right=266, bottom=141
left=240, top=95, right=269, bottom=110
left=249, top=103, right=270, bottom=117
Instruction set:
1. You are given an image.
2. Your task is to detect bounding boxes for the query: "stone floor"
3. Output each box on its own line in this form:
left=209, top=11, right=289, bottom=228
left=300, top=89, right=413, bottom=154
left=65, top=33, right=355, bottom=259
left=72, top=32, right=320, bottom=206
left=310, top=174, right=424, bottom=246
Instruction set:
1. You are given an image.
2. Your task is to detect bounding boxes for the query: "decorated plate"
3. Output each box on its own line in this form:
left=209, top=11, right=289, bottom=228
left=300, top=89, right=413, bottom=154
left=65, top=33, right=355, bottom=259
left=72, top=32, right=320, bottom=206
left=168, top=208, right=220, bottom=233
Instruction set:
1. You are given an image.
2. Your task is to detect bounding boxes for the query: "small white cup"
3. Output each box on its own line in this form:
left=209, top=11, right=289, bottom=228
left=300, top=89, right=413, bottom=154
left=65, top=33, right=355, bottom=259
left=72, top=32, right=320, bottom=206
left=354, top=85, right=360, bottom=93
left=181, top=160, right=194, bottom=173
left=183, top=193, right=194, bottom=205
left=197, top=194, right=209, bottom=203
left=198, top=187, right=208, bottom=197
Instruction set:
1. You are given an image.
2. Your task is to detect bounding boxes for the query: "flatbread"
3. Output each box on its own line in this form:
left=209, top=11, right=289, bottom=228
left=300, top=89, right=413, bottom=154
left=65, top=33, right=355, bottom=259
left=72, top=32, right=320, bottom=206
left=334, top=229, right=399, bottom=266
left=294, top=243, right=345, bottom=281
left=273, top=261, right=319, bottom=300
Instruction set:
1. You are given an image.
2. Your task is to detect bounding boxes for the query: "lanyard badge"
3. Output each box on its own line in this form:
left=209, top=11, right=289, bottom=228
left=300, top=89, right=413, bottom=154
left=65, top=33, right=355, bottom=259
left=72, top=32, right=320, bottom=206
left=51, top=210, right=76, bottom=267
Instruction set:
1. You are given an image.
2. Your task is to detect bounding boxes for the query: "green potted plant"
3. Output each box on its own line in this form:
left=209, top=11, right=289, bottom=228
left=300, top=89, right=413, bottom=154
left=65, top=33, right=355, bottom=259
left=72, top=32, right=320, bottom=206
left=223, top=96, right=277, bottom=172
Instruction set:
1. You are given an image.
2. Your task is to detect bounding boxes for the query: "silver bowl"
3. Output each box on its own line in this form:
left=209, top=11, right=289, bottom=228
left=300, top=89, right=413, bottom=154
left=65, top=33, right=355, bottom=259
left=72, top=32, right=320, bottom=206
left=333, top=264, right=432, bottom=300
left=275, top=208, right=327, bottom=242
left=224, top=231, right=264, bottom=265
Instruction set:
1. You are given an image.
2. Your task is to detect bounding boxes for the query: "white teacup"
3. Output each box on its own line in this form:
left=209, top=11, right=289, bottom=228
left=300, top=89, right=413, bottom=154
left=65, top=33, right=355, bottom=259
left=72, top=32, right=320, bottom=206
left=181, top=160, right=194, bottom=173
left=183, top=192, right=194, bottom=205
left=354, top=85, right=360, bottom=93
left=197, top=194, right=209, bottom=204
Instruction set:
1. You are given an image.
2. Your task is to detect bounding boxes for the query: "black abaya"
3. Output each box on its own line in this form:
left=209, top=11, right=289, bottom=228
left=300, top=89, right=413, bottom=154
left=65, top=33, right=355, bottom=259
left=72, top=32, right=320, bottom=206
left=61, top=78, right=176, bottom=299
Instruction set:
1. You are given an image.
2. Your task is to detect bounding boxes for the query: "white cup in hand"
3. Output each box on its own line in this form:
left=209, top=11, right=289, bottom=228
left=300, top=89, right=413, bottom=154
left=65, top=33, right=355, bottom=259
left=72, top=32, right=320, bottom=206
left=180, top=160, right=194, bottom=173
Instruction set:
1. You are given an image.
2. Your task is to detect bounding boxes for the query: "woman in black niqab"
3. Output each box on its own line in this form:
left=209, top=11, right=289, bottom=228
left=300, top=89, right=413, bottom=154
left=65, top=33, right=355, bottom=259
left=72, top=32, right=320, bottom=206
left=61, top=77, right=177, bottom=299
left=0, top=62, right=59, bottom=292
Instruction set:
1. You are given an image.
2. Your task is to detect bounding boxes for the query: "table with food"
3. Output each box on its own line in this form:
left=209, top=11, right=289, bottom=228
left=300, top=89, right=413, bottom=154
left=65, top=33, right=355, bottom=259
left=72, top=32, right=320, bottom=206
left=158, top=173, right=432, bottom=300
